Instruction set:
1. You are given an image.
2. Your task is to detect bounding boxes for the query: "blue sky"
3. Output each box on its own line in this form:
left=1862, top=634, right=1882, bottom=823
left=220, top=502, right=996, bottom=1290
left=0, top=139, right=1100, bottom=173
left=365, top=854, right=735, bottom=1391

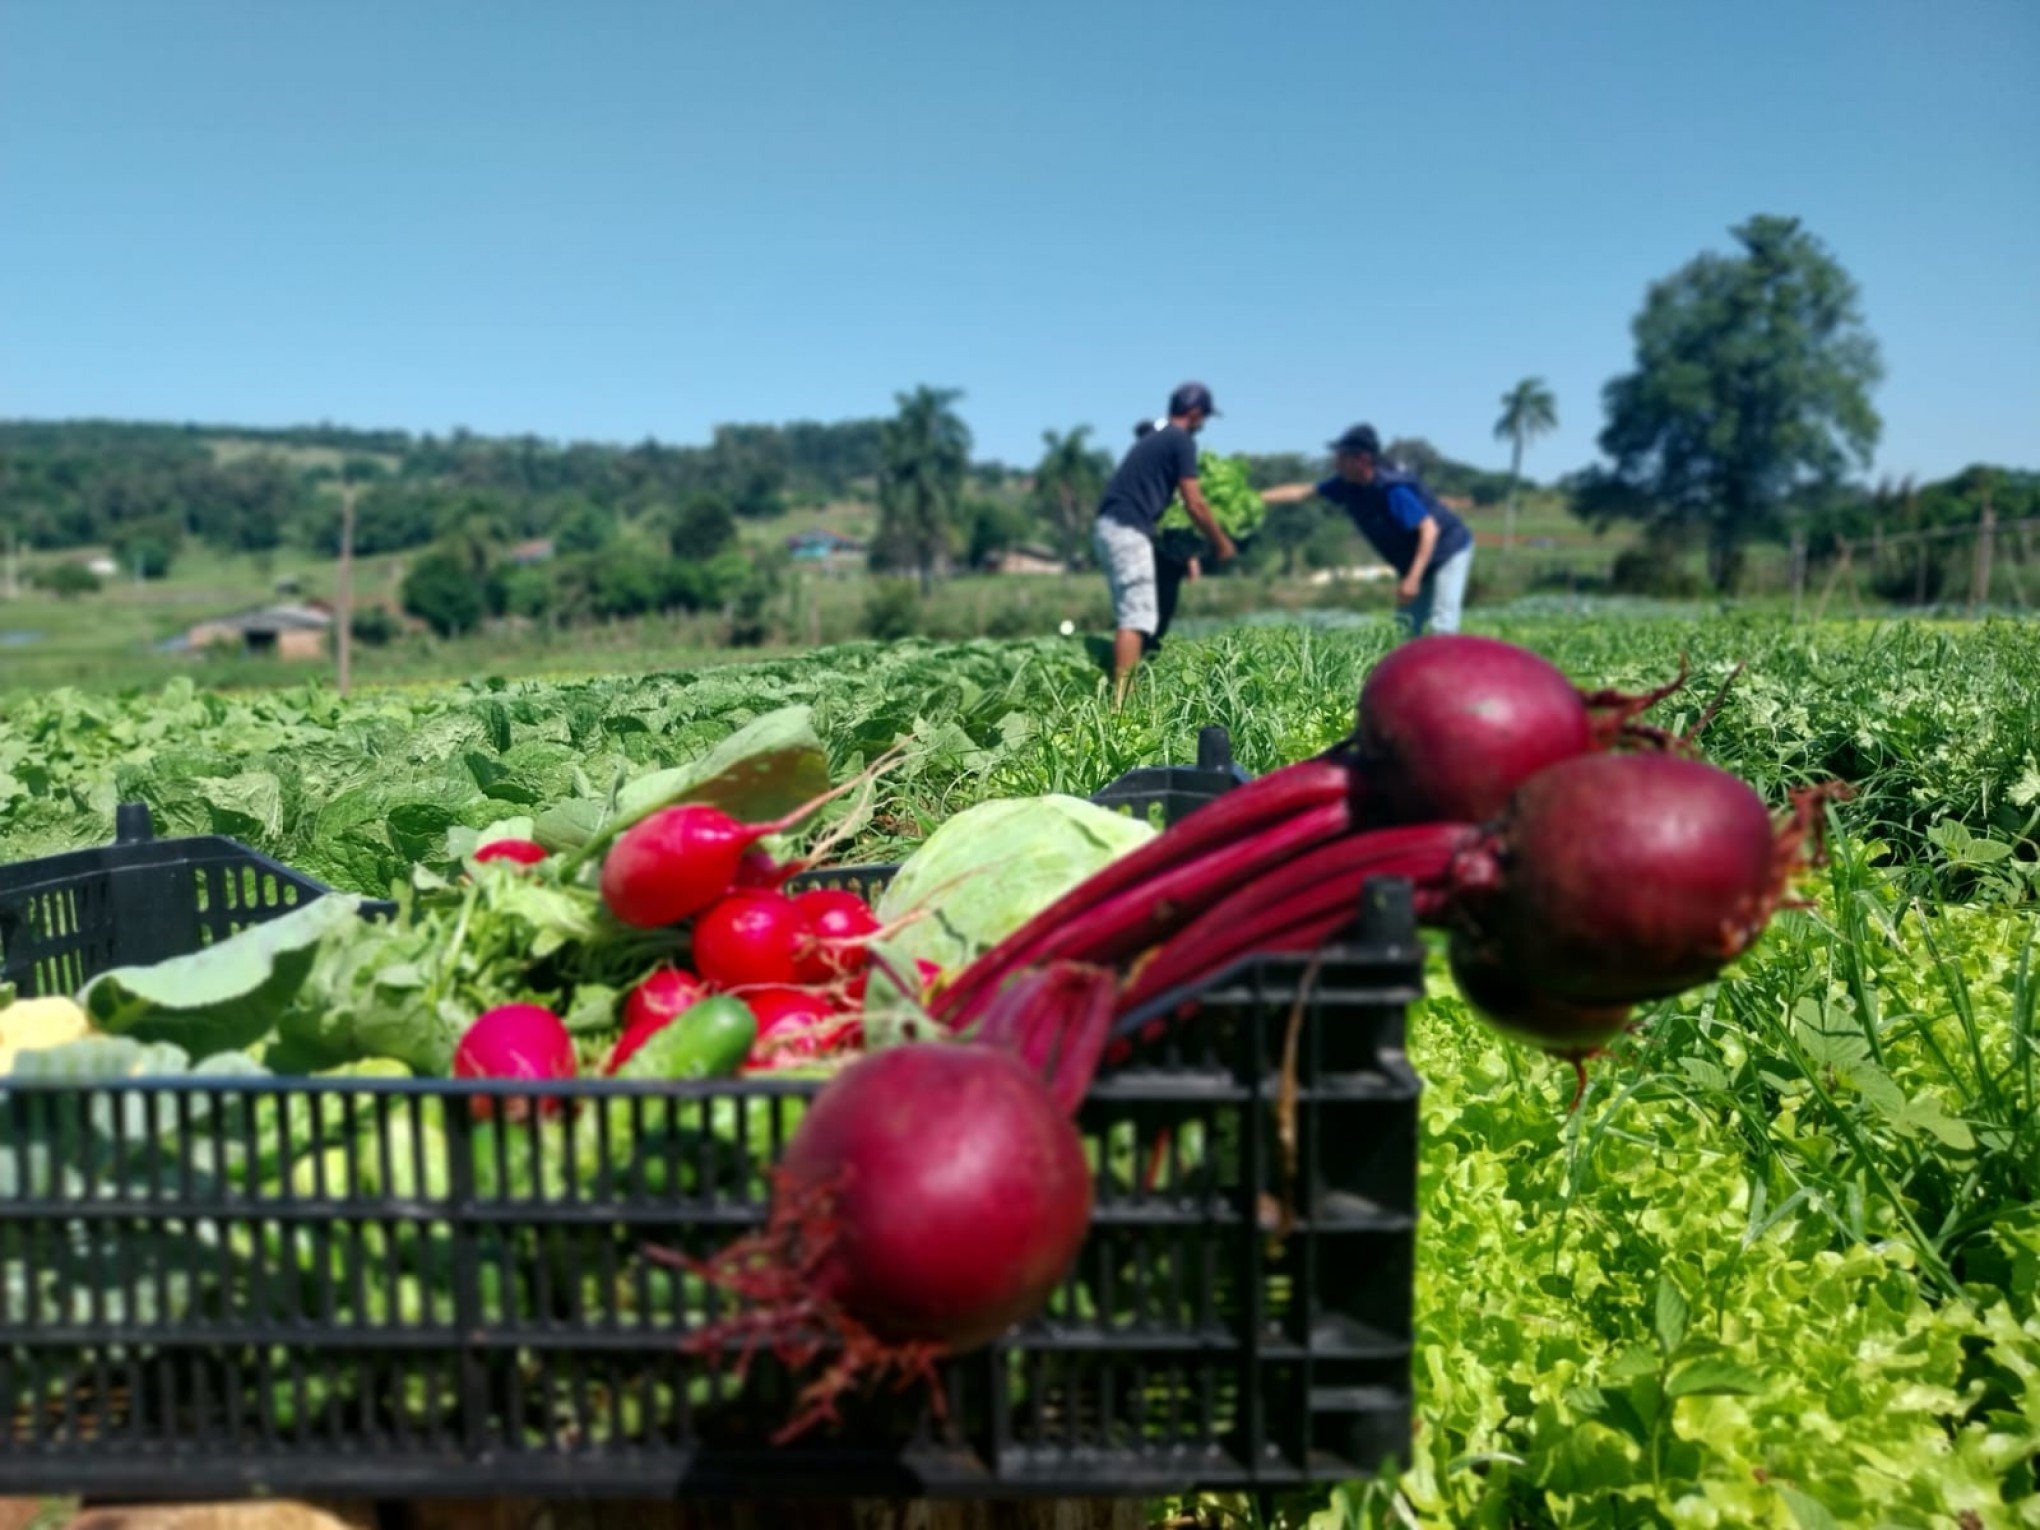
left=2, top=1, right=2034, bottom=480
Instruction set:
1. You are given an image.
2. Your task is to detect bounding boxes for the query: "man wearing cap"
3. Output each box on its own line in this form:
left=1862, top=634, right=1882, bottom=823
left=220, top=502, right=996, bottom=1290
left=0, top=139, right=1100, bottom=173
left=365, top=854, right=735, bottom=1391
left=1093, top=383, right=1236, bottom=701
left=1262, top=424, right=1476, bottom=636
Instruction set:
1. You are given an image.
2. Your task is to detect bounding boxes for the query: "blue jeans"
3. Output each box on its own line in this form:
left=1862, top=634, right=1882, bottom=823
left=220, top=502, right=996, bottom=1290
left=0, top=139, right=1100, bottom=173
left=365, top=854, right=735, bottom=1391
left=1399, top=545, right=1474, bottom=637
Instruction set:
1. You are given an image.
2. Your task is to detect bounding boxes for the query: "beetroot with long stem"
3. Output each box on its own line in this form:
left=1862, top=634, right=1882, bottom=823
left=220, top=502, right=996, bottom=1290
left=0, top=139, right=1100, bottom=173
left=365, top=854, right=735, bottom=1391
left=1111, top=756, right=1840, bottom=1044
left=935, top=638, right=1692, bottom=1026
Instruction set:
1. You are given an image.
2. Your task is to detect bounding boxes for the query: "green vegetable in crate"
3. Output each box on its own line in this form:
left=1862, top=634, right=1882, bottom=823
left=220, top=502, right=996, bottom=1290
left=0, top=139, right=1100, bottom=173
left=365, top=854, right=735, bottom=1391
left=1157, top=451, right=1266, bottom=541
left=865, top=794, right=1155, bottom=1008
left=608, top=994, right=756, bottom=1081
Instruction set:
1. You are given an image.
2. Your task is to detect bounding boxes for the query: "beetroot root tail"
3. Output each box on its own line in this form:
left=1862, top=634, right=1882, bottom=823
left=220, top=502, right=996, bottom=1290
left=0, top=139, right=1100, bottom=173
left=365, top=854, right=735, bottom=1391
left=647, top=1167, right=951, bottom=1444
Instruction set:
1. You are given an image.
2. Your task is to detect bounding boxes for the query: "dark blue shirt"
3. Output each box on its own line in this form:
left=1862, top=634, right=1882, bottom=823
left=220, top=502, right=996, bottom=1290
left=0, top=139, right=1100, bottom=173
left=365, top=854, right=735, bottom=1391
left=1316, top=469, right=1474, bottom=576
left=1098, top=424, right=1198, bottom=536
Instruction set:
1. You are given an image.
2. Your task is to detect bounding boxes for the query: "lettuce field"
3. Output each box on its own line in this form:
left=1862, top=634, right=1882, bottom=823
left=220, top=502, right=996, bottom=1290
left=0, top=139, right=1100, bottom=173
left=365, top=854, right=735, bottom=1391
left=2, top=616, right=2038, bottom=1526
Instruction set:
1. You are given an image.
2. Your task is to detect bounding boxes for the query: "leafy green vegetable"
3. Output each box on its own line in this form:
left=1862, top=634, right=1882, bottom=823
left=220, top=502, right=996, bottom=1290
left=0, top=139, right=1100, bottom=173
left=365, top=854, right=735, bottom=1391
left=535, top=703, right=831, bottom=856
left=867, top=794, right=1154, bottom=1007
left=79, top=895, right=363, bottom=1058
left=1159, top=451, right=1268, bottom=540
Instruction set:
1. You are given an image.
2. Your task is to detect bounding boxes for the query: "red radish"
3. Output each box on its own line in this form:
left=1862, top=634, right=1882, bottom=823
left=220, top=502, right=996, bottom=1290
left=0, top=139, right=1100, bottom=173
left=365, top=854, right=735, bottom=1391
left=607, top=968, right=709, bottom=1073
left=1456, top=753, right=1794, bottom=1005
left=745, top=985, right=855, bottom=1067
left=600, top=789, right=844, bottom=931
left=694, top=891, right=812, bottom=989
left=792, top=889, right=880, bottom=983
left=734, top=848, right=792, bottom=889
left=1354, top=635, right=1595, bottom=824
left=474, top=838, right=548, bottom=867
left=453, top=1004, right=576, bottom=1117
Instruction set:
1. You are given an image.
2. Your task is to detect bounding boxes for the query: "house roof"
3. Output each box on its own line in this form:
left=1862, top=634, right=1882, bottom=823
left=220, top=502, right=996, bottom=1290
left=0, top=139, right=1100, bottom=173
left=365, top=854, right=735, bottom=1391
left=195, top=603, right=335, bottom=636
left=786, top=529, right=865, bottom=552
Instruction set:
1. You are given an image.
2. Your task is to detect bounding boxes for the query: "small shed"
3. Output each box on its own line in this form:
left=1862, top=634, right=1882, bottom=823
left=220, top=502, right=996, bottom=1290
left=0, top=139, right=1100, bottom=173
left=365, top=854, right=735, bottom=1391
left=508, top=539, right=557, bottom=567
left=786, top=528, right=867, bottom=575
left=992, top=545, right=1068, bottom=576
left=186, top=602, right=335, bottom=661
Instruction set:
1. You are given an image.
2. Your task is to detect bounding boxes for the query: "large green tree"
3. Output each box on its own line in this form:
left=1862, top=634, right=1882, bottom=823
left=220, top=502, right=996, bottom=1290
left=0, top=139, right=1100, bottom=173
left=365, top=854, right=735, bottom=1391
left=1032, top=426, right=1112, bottom=567
left=873, top=386, right=971, bottom=595
left=1585, top=215, right=1882, bottom=590
left=1493, top=377, right=1558, bottom=550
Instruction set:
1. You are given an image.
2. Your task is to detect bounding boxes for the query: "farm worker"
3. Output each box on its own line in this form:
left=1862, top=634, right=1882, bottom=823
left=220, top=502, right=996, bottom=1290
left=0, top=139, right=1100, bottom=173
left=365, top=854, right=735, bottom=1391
left=1262, top=424, right=1476, bottom=636
left=1094, top=383, right=1236, bottom=702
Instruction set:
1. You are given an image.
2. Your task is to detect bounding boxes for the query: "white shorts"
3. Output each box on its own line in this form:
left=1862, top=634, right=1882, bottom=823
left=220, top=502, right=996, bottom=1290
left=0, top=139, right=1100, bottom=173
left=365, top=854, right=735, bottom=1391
left=1093, top=517, right=1159, bottom=636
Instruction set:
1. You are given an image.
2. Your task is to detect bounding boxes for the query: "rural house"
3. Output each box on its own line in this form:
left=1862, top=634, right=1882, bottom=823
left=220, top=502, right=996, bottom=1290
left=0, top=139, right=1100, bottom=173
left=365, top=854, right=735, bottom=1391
left=184, top=601, right=335, bottom=661
left=785, top=528, right=867, bottom=575
left=991, top=545, right=1068, bottom=576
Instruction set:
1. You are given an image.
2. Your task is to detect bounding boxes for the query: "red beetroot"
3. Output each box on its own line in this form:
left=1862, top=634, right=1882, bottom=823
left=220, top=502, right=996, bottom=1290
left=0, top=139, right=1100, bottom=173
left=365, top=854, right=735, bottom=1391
left=693, top=891, right=812, bottom=989
left=792, top=889, right=881, bottom=983
left=474, top=838, right=549, bottom=867
left=607, top=968, right=709, bottom=1073
left=1457, top=753, right=1790, bottom=1005
left=1355, top=635, right=1596, bottom=824
left=935, top=643, right=1674, bottom=1026
left=453, top=1004, right=577, bottom=1117
left=779, top=1045, right=1091, bottom=1349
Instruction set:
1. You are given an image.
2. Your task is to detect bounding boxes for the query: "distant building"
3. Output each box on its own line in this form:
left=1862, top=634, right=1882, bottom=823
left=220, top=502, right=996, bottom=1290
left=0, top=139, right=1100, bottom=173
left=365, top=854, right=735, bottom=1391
left=507, top=538, right=557, bottom=566
left=786, top=528, right=867, bottom=575
left=186, top=601, right=334, bottom=661
left=992, top=545, right=1068, bottom=576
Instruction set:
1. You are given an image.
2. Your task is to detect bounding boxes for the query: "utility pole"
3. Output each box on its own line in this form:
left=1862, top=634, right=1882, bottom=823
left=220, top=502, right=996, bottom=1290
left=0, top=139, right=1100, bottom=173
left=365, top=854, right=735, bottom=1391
left=1970, top=486, right=1997, bottom=618
left=336, top=484, right=358, bottom=696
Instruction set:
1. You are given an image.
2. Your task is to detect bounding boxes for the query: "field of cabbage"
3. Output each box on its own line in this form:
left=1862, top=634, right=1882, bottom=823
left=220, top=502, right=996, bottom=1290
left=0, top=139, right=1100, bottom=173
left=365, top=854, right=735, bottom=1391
left=3, top=617, right=2038, bottom=1527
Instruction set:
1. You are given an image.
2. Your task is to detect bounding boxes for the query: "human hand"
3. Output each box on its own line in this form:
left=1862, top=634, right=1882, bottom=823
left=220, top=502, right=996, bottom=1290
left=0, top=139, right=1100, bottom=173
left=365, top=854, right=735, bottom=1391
left=1213, top=534, right=1238, bottom=564
left=1396, top=574, right=1422, bottom=604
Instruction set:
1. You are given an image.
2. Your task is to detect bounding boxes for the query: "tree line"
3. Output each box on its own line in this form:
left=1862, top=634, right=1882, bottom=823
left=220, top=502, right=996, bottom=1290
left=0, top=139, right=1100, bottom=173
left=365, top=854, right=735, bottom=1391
left=5, top=215, right=2027, bottom=608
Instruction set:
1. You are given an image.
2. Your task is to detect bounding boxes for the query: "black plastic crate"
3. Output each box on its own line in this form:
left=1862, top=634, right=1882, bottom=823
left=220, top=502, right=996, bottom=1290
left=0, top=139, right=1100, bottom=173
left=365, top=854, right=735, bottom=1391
left=0, top=804, right=399, bottom=1002
left=0, top=730, right=1423, bottom=1500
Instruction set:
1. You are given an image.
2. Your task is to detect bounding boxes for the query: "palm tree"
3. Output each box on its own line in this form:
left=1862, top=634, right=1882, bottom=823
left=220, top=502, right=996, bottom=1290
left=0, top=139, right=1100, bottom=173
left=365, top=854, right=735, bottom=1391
left=1493, top=378, right=1558, bottom=550
left=876, top=386, right=972, bottom=596
left=1032, top=427, right=1111, bottom=567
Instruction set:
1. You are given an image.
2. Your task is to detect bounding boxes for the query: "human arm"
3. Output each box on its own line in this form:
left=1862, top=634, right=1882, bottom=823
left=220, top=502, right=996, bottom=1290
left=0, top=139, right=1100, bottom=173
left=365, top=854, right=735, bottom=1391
left=1258, top=482, right=1320, bottom=506
left=1177, top=477, right=1236, bottom=562
left=1398, top=517, right=1441, bottom=603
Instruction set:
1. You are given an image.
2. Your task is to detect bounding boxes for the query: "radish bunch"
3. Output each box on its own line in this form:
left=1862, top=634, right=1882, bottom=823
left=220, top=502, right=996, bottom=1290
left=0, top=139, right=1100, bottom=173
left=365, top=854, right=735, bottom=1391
left=595, top=800, right=909, bottom=1073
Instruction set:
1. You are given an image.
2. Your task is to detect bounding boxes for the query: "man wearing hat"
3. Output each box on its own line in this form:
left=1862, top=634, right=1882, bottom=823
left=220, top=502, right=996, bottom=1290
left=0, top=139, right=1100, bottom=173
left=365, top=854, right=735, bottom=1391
left=1261, top=424, right=1476, bottom=636
left=1093, top=382, right=1236, bottom=700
